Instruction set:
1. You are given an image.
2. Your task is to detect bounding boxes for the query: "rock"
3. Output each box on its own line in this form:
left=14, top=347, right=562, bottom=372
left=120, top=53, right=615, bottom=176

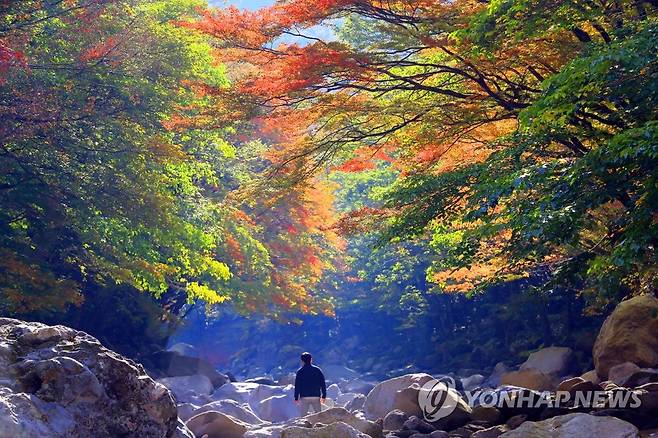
left=276, top=373, right=296, bottom=386
left=157, top=374, right=214, bottom=403
left=245, top=424, right=286, bottom=438
left=403, top=416, right=435, bottom=434
left=328, top=383, right=342, bottom=399
left=471, top=425, right=508, bottom=438
left=281, top=421, right=370, bottom=438
left=500, top=413, right=639, bottom=437
left=580, top=370, right=601, bottom=385
left=186, top=410, right=249, bottom=438
left=636, top=390, right=658, bottom=415
left=211, top=381, right=288, bottom=408
left=345, top=394, right=366, bottom=412
left=145, top=350, right=228, bottom=388
left=257, top=394, right=298, bottom=423
left=484, top=363, right=511, bottom=388
left=0, top=318, right=177, bottom=438
left=342, top=379, right=377, bottom=395
left=305, top=407, right=383, bottom=437
left=557, top=377, right=585, bottom=392
left=384, top=410, right=408, bottom=431
left=246, top=377, right=277, bottom=386
left=185, top=399, right=266, bottom=425
left=470, top=406, right=501, bottom=424
left=364, top=373, right=435, bottom=420
left=593, top=295, right=658, bottom=379
left=569, top=380, right=602, bottom=396
left=499, top=370, right=557, bottom=391
left=168, top=343, right=199, bottom=358
left=609, top=362, right=642, bottom=386
left=592, top=409, right=656, bottom=430
left=393, top=385, right=425, bottom=418
left=520, top=347, right=574, bottom=377
left=429, top=432, right=449, bottom=438
left=173, top=418, right=196, bottom=438
left=461, top=375, right=485, bottom=391
left=505, top=414, right=527, bottom=430
left=623, top=370, right=658, bottom=388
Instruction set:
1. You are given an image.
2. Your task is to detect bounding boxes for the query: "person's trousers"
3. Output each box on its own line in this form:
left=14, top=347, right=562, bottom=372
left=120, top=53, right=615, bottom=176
left=299, top=396, right=322, bottom=416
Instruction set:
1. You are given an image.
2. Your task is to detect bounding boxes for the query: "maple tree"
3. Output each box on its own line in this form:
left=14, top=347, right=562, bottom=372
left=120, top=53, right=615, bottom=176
left=189, top=0, right=658, bottom=312
left=0, top=0, right=340, bottom=319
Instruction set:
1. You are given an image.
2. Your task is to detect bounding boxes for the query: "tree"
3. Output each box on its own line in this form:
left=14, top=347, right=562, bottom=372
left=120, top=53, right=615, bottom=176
left=0, top=0, right=341, bottom=317
left=189, top=0, right=658, bottom=310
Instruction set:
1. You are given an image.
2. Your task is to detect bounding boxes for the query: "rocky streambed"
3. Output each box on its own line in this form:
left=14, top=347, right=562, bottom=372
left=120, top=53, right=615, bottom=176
left=2, top=295, right=658, bottom=437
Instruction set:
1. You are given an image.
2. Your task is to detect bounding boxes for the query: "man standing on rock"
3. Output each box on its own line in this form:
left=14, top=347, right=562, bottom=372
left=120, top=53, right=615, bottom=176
left=294, top=352, right=327, bottom=416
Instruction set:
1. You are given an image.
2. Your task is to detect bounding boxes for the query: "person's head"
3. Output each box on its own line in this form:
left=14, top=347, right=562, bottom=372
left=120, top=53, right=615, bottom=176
left=300, top=352, right=312, bottom=365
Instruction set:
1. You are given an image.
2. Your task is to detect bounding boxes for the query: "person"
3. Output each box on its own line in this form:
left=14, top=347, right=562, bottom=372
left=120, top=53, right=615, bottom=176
left=293, top=352, right=327, bottom=416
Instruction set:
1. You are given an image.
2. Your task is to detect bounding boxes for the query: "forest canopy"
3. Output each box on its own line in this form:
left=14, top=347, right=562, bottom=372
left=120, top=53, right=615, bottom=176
left=1, top=0, right=657, bottom=330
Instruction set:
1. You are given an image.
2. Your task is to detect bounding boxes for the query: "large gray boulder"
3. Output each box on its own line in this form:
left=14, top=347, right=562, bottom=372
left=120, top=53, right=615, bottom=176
left=500, top=413, right=639, bottom=437
left=0, top=318, right=178, bottom=437
left=256, top=394, right=298, bottom=423
left=145, top=350, right=228, bottom=388
left=157, top=374, right=214, bottom=403
left=363, top=373, right=434, bottom=420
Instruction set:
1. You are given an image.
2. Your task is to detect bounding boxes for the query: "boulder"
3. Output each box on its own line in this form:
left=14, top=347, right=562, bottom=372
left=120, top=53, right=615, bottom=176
left=500, top=413, right=639, bottom=437
left=520, top=347, right=574, bottom=377
left=557, top=377, right=584, bottom=392
left=246, top=377, right=277, bottom=386
left=593, top=295, right=658, bottom=379
left=403, top=416, right=435, bottom=434
left=620, top=369, right=658, bottom=388
left=186, top=410, right=249, bottom=438
left=336, top=392, right=362, bottom=407
left=185, top=399, right=266, bottom=425
left=364, top=374, right=435, bottom=420
left=609, top=362, right=642, bottom=386
left=245, top=424, right=286, bottom=438
left=257, top=394, right=299, bottom=423
left=0, top=318, right=177, bottom=438
left=383, top=410, right=408, bottom=431
left=305, top=407, right=383, bottom=437
left=484, top=363, right=511, bottom=388
left=281, top=421, right=370, bottom=438
left=345, top=394, right=366, bottom=412
left=461, top=374, right=485, bottom=391
left=328, top=383, right=342, bottom=399
left=157, top=374, right=214, bottom=403
left=145, top=350, right=228, bottom=388
left=499, top=370, right=557, bottom=391
left=211, top=382, right=286, bottom=406
left=580, top=370, right=601, bottom=385
left=341, top=379, right=377, bottom=395
left=393, top=385, right=425, bottom=418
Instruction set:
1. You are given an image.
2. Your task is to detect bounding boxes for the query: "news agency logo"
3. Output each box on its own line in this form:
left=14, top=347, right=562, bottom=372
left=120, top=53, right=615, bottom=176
left=418, top=377, right=460, bottom=422
left=418, top=376, right=644, bottom=422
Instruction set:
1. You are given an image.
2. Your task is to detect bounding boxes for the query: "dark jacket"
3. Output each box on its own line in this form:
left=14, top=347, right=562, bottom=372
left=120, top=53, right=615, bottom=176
left=294, top=364, right=327, bottom=400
